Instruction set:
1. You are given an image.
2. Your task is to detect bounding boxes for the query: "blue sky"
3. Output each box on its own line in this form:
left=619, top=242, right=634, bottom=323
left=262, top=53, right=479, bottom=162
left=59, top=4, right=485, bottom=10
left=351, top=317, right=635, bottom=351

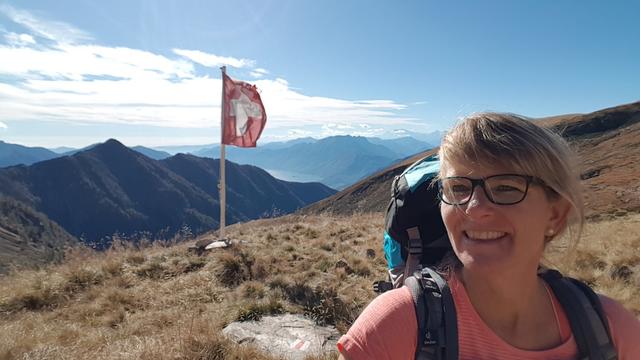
left=0, top=1, right=638, bottom=148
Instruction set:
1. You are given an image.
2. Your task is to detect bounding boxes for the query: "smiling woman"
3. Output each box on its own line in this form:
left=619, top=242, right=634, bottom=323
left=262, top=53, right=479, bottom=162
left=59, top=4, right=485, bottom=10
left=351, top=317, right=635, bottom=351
left=337, top=113, right=640, bottom=360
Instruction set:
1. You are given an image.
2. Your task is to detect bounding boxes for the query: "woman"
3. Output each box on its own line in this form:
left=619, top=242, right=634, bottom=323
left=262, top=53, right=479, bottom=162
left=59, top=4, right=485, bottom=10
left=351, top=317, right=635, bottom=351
left=337, top=113, right=640, bottom=359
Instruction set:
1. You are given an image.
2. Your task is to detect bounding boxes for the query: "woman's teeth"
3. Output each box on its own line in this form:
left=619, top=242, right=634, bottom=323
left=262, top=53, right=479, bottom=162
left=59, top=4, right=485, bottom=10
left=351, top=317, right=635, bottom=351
left=465, top=231, right=506, bottom=240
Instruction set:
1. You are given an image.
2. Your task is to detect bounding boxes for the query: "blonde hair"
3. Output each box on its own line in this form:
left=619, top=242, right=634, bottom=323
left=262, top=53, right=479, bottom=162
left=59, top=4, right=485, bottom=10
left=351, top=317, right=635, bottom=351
left=437, top=112, right=584, bottom=251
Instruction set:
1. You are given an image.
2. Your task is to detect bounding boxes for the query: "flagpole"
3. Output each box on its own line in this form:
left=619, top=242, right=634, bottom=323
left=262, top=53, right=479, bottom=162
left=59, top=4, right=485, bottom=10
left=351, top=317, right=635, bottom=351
left=219, top=66, right=227, bottom=240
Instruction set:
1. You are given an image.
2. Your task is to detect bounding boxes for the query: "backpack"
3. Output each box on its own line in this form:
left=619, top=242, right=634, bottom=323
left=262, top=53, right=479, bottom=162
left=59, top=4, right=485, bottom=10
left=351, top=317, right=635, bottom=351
left=373, top=154, right=618, bottom=360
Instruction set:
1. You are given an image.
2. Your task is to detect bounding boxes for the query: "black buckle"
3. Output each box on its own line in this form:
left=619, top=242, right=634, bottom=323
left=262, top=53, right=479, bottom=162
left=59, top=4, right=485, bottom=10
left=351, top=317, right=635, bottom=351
left=373, top=280, right=394, bottom=293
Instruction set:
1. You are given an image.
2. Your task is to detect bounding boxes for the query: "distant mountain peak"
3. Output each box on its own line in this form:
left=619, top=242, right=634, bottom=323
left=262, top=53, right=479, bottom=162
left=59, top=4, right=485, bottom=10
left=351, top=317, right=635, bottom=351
left=90, top=138, right=128, bottom=152
left=104, top=138, right=125, bottom=146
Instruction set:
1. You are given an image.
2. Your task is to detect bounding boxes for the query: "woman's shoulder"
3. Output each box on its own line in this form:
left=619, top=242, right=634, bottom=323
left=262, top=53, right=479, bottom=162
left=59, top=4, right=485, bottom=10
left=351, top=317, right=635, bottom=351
left=598, top=294, right=640, bottom=358
left=344, top=286, right=416, bottom=338
left=337, top=287, right=417, bottom=360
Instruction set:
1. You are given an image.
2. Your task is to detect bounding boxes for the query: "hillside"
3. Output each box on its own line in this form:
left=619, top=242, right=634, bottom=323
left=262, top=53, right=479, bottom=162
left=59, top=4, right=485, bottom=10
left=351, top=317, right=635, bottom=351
left=0, top=211, right=637, bottom=359
left=0, top=139, right=336, bottom=247
left=302, top=101, right=640, bottom=218
left=0, top=196, right=79, bottom=274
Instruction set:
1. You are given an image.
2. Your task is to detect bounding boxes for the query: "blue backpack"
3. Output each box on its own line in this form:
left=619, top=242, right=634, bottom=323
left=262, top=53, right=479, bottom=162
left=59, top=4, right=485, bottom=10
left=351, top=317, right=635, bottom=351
left=374, top=154, right=617, bottom=360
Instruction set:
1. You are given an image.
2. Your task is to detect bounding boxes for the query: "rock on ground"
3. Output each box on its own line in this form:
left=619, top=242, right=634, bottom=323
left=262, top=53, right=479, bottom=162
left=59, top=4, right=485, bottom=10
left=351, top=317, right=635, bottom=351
left=223, top=314, right=340, bottom=359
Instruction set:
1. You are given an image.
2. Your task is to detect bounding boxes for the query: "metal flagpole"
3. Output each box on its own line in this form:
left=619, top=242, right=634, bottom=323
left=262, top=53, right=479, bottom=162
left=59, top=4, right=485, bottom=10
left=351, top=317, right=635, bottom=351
left=219, top=66, right=227, bottom=240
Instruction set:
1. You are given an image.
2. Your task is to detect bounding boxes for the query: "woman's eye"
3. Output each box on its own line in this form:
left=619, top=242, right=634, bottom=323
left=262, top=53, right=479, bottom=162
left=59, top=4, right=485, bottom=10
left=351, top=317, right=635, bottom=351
left=451, top=185, right=470, bottom=193
left=493, top=185, right=523, bottom=193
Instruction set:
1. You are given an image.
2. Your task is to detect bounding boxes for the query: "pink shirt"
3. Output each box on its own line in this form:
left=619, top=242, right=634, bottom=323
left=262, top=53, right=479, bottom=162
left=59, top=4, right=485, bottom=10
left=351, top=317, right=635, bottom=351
left=338, top=275, right=640, bottom=360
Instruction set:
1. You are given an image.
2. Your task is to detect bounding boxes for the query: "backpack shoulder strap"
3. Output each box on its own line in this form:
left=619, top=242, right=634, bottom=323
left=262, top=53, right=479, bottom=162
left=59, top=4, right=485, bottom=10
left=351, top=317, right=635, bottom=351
left=540, top=269, right=617, bottom=360
left=405, top=268, right=458, bottom=360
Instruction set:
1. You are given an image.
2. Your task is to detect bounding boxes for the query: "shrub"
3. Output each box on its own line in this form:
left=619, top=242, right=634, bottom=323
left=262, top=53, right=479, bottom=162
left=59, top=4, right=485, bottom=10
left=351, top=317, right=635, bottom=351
left=64, top=266, right=104, bottom=292
left=218, top=250, right=255, bottom=288
left=135, top=258, right=167, bottom=279
left=125, top=253, right=146, bottom=265
left=303, top=287, right=352, bottom=327
left=100, top=258, right=123, bottom=276
left=319, top=242, right=334, bottom=252
left=236, top=298, right=284, bottom=322
left=348, top=258, right=371, bottom=277
left=240, top=281, right=266, bottom=300
left=304, top=353, right=339, bottom=360
left=315, top=259, right=333, bottom=272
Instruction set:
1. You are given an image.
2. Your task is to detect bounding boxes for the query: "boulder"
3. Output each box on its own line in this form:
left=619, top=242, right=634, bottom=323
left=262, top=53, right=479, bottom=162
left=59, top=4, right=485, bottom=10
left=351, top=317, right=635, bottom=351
left=223, top=314, right=339, bottom=359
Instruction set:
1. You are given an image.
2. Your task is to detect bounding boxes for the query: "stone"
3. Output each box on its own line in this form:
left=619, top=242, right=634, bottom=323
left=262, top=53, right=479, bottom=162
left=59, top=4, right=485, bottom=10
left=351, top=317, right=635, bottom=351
left=223, top=313, right=339, bottom=360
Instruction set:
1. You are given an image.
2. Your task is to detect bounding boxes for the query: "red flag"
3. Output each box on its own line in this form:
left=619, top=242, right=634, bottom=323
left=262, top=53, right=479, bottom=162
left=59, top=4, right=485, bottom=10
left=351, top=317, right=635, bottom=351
left=222, top=73, right=267, bottom=147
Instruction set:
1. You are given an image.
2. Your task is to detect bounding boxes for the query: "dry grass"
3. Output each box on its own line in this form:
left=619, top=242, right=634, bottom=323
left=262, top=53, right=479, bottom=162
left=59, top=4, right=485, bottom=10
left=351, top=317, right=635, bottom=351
left=545, top=212, right=640, bottom=315
left=0, top=212, right=637, bottom=359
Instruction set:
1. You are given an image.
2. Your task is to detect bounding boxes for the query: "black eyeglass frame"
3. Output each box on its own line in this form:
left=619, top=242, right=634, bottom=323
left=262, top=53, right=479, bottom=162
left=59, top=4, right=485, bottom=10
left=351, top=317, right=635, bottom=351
left=437, top=174, right=548, bottom=206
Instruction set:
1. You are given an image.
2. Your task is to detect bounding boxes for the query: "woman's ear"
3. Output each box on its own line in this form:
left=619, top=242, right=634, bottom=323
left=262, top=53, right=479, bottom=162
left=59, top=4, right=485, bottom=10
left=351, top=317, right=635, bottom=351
left=547, top=197, right=572, bottom=236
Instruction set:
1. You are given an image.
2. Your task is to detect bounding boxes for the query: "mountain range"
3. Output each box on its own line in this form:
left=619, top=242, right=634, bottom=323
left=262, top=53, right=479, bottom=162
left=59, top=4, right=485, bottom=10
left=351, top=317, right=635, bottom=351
left=302, top=101, right=640, bottom=219
left=2, top=101, right=638, bottom=273
left=0, top=139, right=335, bottom=250
left=193, top=135, right=435, bottom=189
left=0, top=135, right=437, bottom=190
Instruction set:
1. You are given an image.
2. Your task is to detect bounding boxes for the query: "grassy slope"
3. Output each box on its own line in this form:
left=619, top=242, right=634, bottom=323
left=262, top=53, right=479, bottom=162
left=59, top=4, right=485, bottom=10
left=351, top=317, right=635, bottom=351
left=0, top=213, right=638, bottom=359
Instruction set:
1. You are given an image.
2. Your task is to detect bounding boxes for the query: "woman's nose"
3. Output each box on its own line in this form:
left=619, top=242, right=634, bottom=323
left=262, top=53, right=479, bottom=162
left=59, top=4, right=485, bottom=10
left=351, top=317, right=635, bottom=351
left=464, top=186, right=494, bottom=217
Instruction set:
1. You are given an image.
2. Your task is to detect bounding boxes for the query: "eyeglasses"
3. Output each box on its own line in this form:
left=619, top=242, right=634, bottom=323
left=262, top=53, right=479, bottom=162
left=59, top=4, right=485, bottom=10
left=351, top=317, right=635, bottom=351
left=437, top=174, right=546, bottom=206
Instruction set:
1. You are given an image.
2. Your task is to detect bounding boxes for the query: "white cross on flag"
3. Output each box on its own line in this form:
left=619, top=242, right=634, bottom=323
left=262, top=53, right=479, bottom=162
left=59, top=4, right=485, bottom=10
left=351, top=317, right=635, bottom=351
left=222, top=73, right=267, bottom=147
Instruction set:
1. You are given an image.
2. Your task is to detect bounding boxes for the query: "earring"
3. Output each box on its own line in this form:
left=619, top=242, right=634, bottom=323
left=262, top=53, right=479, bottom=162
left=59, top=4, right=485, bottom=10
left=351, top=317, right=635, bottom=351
left=546, top=228, right=555, bottom=236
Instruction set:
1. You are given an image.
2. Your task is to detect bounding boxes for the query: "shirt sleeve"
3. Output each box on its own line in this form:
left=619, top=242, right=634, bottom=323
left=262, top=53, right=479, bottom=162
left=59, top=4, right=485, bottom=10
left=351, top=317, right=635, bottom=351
left=599, top=294, right=640, bottom=360
left=337, top=286, right=417, bottom=360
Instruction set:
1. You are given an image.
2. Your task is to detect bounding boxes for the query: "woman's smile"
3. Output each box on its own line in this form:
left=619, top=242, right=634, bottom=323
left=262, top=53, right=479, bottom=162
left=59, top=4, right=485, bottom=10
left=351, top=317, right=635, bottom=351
left=464, top=230, right=507, bottom=241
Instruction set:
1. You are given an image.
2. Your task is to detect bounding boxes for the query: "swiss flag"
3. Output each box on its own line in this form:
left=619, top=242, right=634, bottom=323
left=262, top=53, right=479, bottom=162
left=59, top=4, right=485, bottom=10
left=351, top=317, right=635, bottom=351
left=221, top=73, right=267, bottom=147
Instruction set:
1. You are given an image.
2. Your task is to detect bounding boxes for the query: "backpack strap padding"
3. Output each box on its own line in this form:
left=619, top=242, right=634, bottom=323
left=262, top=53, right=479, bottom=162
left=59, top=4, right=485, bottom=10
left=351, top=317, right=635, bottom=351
left=541, top=270, right=617, bottom=360
left=426, top=268, right=458, bottom=360
left=408, top=268, right=458, bottom=360
left=423, top=267, right=458, bottom=360
left=405, top=275, right=428, bottom=359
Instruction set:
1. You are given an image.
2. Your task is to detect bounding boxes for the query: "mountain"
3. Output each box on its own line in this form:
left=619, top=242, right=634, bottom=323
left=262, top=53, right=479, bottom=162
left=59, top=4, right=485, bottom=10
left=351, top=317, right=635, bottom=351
left=194, top=135, right=430, bottom=189
left=0, top=141, right=60, bottom=168
left=302, top=101, right=640, bottom=219
left=0, top=139, right=336, bottom=247
left=49, top=146, right=76, bottom=154
left=154, top=143, right=215, bottom=155
left=61, top=143, right=99, bottom=156
left=367, top=137, right=434, bottom=159
left=131, top=146, right=172, bottom=160
left=388, top=129, right=445, bottom=145
left=260, top=137, right=318, bottom=150
left=0, top=195, right=79, bottom=274
left=162, top=154, right=333, bottom=219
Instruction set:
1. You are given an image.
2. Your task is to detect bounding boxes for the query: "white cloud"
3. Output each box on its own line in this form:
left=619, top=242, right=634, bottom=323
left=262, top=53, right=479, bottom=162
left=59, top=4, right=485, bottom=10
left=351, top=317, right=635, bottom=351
left=250, top=68, right=269, bottom=78
left=0, top=45, right=194, bottom=80
left=0, top=4, right=91, bottom=44
left=319, top=122, right=386, bottom=138
left=173, top=48, right=255, bottom=69
left=4, top=32, right=36, bottom=46
left=0, top=5, right=417, bottom=135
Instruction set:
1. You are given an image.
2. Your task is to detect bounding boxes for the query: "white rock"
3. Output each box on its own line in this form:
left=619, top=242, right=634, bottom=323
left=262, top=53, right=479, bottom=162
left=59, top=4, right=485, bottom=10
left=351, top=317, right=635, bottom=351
left=223, top=314, right=339, bottom=359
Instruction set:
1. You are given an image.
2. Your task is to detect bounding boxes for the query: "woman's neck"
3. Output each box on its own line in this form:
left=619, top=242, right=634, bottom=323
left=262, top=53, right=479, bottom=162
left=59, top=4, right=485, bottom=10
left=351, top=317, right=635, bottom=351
left=458, top=266, right=562, bottom=350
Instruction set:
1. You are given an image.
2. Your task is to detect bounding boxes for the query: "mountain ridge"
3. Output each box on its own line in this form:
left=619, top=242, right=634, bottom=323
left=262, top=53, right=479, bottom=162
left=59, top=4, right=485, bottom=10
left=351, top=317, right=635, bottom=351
left=0, top=139, right=335, bottom=247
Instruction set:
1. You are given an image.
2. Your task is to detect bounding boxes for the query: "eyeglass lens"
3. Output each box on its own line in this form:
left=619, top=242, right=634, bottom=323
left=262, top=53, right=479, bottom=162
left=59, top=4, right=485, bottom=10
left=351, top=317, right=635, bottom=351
left=439, top=175, right=530, bottom=205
